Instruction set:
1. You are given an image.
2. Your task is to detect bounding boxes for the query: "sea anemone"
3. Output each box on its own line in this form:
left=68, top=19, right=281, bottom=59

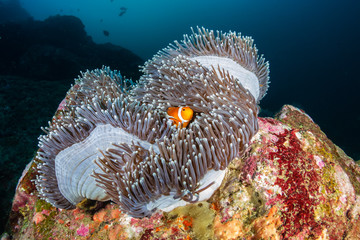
left=35, top=68, right=173, bottom=209
left=35, top=27, right=270, bottom=217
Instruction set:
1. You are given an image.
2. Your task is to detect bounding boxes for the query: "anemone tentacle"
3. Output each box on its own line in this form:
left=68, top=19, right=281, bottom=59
left=94, top=63, right=258, bottom=217
left=35, top=28, right=269, bottom=218
left=136, top=27, right=269, bottom=102
left=35, top=68, right=173, bottom=208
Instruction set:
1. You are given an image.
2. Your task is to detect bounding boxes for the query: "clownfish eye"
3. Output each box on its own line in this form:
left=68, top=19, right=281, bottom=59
left=183, top=109, right=185, bottom=111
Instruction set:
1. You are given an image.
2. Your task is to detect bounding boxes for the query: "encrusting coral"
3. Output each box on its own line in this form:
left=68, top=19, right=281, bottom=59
left=7, top=104, right=360, bottom=240
left=34, top=27, right=270, bottom=218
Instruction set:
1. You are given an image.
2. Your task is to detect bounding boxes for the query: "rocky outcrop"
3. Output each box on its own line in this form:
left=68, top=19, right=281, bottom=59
left=4, top=104, right=360, bottom=239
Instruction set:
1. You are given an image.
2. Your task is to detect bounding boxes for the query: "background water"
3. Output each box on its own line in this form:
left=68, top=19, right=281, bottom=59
left=19, top=0, right=359, bottom=161
left=1, top=0, right=359, bottom=233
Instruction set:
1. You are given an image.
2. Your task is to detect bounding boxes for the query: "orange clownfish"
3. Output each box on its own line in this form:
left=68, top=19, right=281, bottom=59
left=167, top=106, right=194, bottom=128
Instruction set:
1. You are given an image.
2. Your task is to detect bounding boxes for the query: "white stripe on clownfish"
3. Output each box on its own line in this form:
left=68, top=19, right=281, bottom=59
left=178, top=107, right=189, bottom=123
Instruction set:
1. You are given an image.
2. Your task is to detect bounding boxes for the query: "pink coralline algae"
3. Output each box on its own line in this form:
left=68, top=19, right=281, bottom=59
left=130, top=212, right=163, bottom=231
left=314, top=155, right=325, bottom=169
left=4, top=104, right=360, bottom=239
left=32, top=212, right=46, bottom=225
left=76, top=224, right=89, bottom=237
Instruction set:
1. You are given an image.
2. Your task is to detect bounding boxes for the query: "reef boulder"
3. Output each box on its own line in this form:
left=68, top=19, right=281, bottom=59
left=3, top=104, right=360, bottom=240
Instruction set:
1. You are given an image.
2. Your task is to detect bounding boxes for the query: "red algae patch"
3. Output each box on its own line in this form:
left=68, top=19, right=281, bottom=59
left=268, top=129, right=322, bottom=237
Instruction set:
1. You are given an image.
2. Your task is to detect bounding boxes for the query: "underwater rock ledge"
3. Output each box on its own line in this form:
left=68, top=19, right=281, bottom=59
left=4, top=104, right=360, bottom=240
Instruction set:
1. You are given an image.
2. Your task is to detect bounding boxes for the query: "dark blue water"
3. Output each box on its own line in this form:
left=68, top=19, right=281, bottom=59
left=17, top=0, right=359, bottom=159
left=0, top=0, right=359, bottom=233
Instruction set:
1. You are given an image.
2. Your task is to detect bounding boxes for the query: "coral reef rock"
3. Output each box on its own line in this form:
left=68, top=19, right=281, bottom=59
left=4, top=104, right=360, bottom=240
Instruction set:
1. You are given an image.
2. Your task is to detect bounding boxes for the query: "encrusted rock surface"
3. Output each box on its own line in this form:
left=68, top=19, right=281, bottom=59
left=3, top=104, right=360, bottom=240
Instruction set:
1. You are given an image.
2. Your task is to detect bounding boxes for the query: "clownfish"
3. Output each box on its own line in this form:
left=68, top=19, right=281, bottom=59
left=167, top=106, right=194, bottom=128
